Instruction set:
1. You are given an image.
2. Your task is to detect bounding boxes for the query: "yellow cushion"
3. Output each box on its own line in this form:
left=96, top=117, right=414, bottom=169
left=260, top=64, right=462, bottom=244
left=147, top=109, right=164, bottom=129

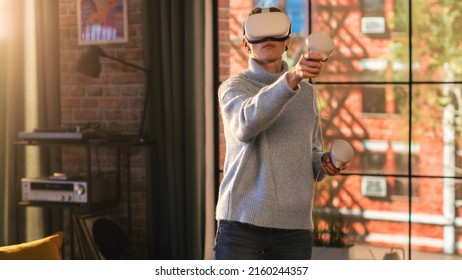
left=0, top=231, right=63, bottom=260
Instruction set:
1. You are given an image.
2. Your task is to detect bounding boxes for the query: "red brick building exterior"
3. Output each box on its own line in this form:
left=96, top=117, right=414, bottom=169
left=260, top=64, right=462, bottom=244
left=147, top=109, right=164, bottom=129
left=218, top=0, right=462, bottom=255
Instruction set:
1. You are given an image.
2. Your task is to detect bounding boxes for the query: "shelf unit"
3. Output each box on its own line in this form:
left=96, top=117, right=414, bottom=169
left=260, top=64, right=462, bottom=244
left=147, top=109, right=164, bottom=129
left=13, top=135, right=150, bottom=259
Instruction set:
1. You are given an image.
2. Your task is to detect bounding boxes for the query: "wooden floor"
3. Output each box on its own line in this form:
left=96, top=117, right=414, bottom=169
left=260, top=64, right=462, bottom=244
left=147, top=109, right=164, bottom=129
left=350, top=243, right=462, bottom=260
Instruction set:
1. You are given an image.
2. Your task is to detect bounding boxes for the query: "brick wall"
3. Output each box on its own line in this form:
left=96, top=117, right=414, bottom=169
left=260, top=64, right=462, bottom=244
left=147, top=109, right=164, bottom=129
left=58, top=0, right=148, bottom=259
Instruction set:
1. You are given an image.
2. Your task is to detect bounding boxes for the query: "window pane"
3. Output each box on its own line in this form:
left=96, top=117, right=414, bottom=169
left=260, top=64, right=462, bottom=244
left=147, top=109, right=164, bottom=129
left=409, top=178, right=462, bottom=259
left=311, top=0, right=410, bottom=82
left=412, top=85, right=462, bottom=177
left=412, top=0, right=462, bottom=82
left=217, top=0, right=462, bottom=260
left=315, top=176, right=462, bottom=259
left=314, top=175, right=411, bottom=260
left=319, top=85, right=410, bottom=175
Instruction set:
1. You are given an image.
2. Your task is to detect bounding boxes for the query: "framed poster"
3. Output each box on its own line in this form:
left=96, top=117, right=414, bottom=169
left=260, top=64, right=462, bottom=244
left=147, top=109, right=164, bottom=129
left=77, top=0, right=128, bottom=45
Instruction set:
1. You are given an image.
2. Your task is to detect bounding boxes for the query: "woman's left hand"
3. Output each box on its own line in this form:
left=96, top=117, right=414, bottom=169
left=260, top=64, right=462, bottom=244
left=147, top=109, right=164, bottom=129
left=321, top=152, right=347, bottom=176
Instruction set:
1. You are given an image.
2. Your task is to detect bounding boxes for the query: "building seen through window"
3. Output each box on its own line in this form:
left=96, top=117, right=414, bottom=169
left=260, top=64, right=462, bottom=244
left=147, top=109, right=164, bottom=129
left=217, top=0, right=462, bottom=259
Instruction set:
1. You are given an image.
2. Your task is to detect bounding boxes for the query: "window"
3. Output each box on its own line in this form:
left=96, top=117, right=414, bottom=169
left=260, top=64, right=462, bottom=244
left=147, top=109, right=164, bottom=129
left=361, top=152, right=386, bottom=170
left=216, top=0, right=462, bottom=259
left=362, top=88, right=386, bottom=114
left=361, top=176, right=387, bottom=197
left=361, top=0, right=387, bottom=36
left=456, top=181, right=462, bottom=200
left=390, top=177, right=419, bottom=198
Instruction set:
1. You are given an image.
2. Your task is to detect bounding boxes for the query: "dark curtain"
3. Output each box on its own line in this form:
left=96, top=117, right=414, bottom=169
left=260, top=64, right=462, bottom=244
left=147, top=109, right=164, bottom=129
left=144, top=0, right=207, bottom=259
left=32, top=0, right=63, bottom=239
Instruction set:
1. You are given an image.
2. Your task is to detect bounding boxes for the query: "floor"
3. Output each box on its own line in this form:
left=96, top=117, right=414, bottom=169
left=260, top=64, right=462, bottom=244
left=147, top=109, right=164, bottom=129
left=350, top=243, right=462, bottom=260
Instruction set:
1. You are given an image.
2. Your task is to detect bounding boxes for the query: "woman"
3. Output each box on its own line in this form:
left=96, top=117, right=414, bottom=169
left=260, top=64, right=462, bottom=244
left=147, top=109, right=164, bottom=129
left=214, top=7, right=347, bottom=260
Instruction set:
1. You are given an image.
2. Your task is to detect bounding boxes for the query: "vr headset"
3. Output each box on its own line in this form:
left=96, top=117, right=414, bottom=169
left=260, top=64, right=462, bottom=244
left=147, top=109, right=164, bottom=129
left=243, top=8, right=291, bottom=44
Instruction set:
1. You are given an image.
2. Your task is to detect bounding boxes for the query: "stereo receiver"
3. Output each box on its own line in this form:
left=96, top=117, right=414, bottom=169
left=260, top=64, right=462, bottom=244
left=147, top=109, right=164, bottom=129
left=21, top=177, right=110, bottom=204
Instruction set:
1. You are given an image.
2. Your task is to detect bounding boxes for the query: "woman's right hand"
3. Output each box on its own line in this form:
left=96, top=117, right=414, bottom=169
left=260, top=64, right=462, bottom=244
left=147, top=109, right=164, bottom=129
left=286, top=53, right=325, bottom=89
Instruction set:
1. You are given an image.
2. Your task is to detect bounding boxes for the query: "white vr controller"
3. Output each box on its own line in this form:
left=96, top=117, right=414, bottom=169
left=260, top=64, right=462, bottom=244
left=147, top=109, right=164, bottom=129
left=306, top=32, right=335, bottom=61
left=330, top=139, right=354, bottom=169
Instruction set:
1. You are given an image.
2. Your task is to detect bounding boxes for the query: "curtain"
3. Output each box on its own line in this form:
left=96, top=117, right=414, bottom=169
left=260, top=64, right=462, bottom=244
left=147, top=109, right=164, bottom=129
left=144, top=0, right=215, bottom=259
left=0, top=0, right=25, bottom=246
left=0, top=0, right=61, bottom=246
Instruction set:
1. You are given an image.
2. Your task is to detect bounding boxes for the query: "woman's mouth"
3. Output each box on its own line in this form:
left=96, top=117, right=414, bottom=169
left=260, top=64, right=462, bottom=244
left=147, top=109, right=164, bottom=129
left=263, top=43, right=276, bottom=48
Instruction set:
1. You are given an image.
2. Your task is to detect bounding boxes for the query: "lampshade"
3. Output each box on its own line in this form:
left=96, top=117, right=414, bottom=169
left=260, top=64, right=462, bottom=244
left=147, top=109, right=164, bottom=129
left=75, top=46, right=106, bottom=78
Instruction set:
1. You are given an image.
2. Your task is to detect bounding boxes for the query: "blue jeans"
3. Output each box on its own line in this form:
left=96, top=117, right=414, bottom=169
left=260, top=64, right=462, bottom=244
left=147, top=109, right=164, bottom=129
left=214, top=220, right=313, bottom=260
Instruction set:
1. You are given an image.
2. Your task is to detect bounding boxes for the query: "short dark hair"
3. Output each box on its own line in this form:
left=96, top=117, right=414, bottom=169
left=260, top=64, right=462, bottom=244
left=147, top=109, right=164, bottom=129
left=248, top=6, right=283, bottom=17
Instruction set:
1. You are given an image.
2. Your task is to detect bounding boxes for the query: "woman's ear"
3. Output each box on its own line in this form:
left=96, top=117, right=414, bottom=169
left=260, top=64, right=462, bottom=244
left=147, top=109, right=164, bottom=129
left=285, top=37, right=291, bottom=51
left=243, top=38, right=251, bottom=54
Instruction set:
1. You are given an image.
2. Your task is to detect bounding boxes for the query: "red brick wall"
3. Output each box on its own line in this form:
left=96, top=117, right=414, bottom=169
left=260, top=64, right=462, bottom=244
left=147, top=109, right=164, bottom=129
left=58, top=0, right=148, bottom=259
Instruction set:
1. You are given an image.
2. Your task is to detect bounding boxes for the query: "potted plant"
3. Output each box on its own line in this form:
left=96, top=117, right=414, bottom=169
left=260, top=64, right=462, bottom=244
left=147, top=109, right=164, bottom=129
left=311, top=208, right=354, bottom=260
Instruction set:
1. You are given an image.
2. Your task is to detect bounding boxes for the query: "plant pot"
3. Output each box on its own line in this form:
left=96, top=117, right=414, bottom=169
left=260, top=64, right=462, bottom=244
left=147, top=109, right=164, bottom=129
left=311, top=246, right=351, bottom=260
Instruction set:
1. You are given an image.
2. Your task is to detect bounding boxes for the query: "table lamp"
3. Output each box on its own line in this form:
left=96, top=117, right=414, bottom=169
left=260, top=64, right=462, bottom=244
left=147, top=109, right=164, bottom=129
left=75, top=46, right=150, bottom=138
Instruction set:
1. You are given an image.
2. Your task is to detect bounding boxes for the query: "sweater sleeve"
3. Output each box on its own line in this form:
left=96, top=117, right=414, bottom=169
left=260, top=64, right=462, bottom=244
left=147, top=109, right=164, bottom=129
left=219, top=73, right=298, bottom=142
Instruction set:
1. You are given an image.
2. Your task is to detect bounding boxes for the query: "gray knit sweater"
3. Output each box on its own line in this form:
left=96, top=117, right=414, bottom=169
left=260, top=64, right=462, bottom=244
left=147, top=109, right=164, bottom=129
left=216, top=58, right=326, bottom=230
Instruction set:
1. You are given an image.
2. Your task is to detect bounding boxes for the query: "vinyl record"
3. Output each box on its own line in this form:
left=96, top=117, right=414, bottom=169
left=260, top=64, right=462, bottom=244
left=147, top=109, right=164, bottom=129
left=92, top=218, right=127, bottom=260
